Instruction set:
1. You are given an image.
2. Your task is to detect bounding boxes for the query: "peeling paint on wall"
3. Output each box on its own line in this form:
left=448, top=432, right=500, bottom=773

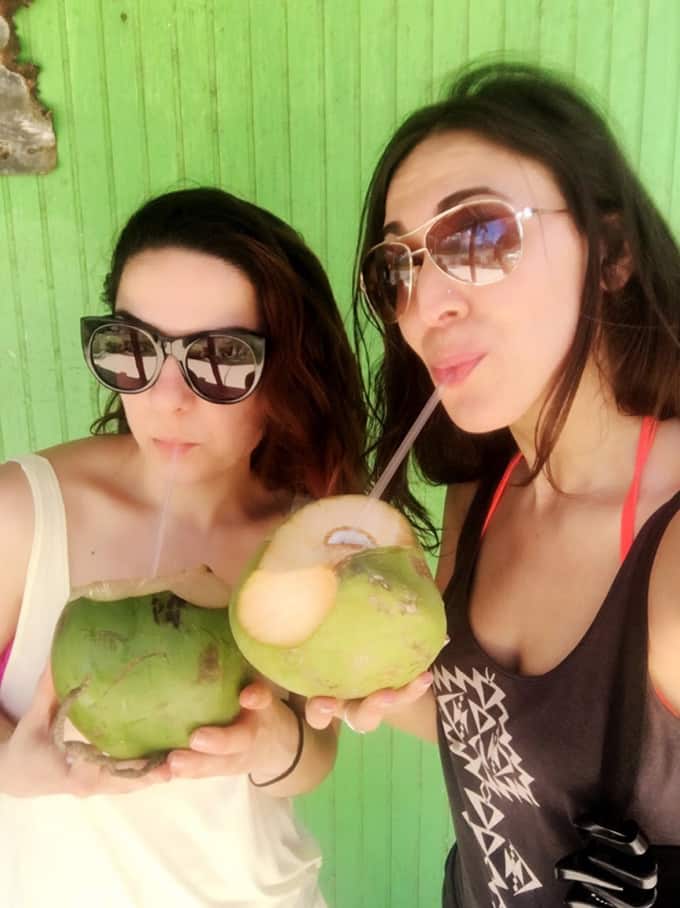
left=0, top=0, right=56, bottom=173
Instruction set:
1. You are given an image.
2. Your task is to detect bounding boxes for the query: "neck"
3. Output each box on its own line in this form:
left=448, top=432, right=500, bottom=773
left=511, top=361, right=644, bottom=505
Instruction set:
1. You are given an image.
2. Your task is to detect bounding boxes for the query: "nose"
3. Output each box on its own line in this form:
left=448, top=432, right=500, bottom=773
left=410, top=255, right=470, bottom=327
left=148, top=356, right=194, bottom=410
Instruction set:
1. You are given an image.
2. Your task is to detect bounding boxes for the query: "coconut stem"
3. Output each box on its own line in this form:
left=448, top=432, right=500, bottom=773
left=52, top=681, right=166, bottom=778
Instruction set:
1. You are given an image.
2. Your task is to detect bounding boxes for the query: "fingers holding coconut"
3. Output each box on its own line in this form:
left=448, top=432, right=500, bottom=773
left=168, top=680, right=274, bottom=771
left=237, top=678, right=275, bottom=712
left=22, top=663, right=60, bottom=730
left=62, top=753, right=171, bottom=797
left=0, top=665, right=170, bottom=797
left=167, top=709, right=260, bottom=779
left=306, top=670, right=434, bottom=732
left=304, top=696, right=342, bottom=730
left=168, top=692, right=298, bottom=782
left=341, top=671, right=434, bottom=733
left=50, top=587, right=252, bottom=781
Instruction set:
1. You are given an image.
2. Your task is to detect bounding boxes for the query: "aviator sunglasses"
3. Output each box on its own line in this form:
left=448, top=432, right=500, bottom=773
left=360, top=196, right=568, bottom=323
left=81, top=315, right=266, bottom=404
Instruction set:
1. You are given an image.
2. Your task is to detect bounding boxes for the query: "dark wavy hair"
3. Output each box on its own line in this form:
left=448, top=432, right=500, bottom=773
left=353, top=61, right=680, bottom=542
left=92, top=187, right=367, bottom=498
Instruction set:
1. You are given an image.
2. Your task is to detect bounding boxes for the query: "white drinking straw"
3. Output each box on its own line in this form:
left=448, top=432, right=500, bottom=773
left=149, top=446, right=181, bottom=577
left=367, top=386, right=441, bottom=502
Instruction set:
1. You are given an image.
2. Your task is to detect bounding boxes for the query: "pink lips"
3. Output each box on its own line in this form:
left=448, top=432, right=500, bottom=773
left=153, top=439, right=198, bottom=456
left=431, top=354, right=486, bottom=387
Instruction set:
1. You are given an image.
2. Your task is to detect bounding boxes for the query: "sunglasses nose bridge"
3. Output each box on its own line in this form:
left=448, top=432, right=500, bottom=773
left=162, top=336, right=187, bottom=364
left=153, top=337, right=192, bottom=386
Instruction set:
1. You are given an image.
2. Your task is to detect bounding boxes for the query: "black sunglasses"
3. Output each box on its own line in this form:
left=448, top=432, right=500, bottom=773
left=81, top=315, right=266, bottom=404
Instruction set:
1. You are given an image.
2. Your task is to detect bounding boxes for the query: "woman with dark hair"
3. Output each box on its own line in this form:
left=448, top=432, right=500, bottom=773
left=0, top=187, right=366, bottom=906
left=308, top=63, right=680, bottom=905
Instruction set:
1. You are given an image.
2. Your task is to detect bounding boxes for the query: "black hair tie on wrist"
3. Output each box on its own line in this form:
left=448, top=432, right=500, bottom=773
left=248, top=700, right=305, bottom=788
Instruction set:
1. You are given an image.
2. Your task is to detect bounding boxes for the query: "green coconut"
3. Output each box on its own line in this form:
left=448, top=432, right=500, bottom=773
left=51, top=566, right=252, bottom=772
left=229, top=495, right=446, bottom=699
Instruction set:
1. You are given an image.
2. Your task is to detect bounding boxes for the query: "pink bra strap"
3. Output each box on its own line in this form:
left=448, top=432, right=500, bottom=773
left=481, top=451, right=523, bottom=537
left=0, top=642, right=11, bottom=683
left=620, top=416, right=658, bottom=561
left=482, top=417, right=659, bottom=561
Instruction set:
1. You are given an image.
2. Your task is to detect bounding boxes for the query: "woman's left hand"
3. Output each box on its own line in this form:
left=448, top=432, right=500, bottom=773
left=166, top=680, right=299, bottom=782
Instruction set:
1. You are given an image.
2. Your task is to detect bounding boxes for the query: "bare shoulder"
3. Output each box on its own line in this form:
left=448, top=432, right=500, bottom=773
left=648, top=504, right=680, bottom=711
left=647, top=418, right=680, bottom=631
left=0, top=460, right=41, bottom=648
left=0, top=459, right=36, bottom=566
left=434, top=481, right=479, bottom=593
left=41, top=434, right=133, bottom=489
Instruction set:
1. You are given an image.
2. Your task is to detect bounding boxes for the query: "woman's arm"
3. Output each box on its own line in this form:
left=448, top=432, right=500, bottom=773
left=0, top=462, right=36, bottom=743
left=248, top=692, right=339, bottom=798
left=0, top=460, right=170, bottom=796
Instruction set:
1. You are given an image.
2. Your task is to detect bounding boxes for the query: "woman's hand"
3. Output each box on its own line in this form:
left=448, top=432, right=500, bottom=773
left=303, top=671, right=435, bottom=737
left=0, top=667, right=171, bottom=798
left=167, top=680, right=304, bottom=783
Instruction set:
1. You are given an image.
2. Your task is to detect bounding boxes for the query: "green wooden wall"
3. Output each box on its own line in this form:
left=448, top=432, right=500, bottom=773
left=2, top=1, right=680, bottom=905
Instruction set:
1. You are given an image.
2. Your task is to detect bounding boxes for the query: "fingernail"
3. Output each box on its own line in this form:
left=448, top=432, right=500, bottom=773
left=319, top=704, right=336, bottom=714
left=420, top=673, right=433, bottom=687
left=189, top=732, right=209, bottom=750
left=168, top=755, right=185, bottom=773
left=381, top=693, right=397, bottom=706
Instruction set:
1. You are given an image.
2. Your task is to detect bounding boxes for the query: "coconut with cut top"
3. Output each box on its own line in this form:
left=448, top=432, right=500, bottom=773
left=229, top=495, right=446, bottom=699
left=51, top=566, right=252, bottom=776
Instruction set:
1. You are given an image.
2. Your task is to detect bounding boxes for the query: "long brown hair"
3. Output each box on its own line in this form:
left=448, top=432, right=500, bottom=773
left=353, top=62, right=680, bottom=543
left=93, top=188, right=367, bottom=498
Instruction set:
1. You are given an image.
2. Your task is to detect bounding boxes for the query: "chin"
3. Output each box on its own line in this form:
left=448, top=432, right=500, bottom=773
left=439, top=394, right=516, bottom=436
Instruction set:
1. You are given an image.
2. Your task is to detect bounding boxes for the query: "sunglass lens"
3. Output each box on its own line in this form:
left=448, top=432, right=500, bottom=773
left=186, top=335, right=258, bottom=402
left=89, top=324, right=157, bottom=391
left=361, top=243, right=412, bottom=322
left=428, top=201, right=521, bottom=285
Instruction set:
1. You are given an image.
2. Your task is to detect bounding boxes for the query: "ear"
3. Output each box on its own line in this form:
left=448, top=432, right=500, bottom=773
left=599, top=213, right=633, bottom=292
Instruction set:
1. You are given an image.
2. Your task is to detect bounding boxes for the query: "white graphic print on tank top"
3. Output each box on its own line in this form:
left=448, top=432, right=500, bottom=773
left=434, top=663, right=542, bottom=907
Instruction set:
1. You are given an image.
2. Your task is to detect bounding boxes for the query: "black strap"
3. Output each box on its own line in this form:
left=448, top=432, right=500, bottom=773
left=443, top=466, right=504, bottom=609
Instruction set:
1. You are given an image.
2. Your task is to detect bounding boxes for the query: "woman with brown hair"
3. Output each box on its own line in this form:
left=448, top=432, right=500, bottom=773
left=0, top=187, right=366, bottom=906
left=309, top=63, right=680, bottom=906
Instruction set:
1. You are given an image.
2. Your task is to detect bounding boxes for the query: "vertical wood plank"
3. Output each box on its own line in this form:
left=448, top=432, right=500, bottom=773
left=502, top=0, right=541, bottom=58
left=213, top=0, right=256, bottom=200
left=468, top=0, right=506, bottom=59
left=248, top=0, right=291, bottom=219
left=606, top=0, right=649, bottom=168
left=536, top=0, right=577, bottom=71
left=286, top=0, right=326, bottom=259
left=175, top=0, right=220, bottom=186
left=637, top=0, right=680, bottom=219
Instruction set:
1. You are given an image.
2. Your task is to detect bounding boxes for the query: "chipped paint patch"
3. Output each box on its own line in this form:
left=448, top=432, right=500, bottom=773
left=0, top=1, right=56, bottom=174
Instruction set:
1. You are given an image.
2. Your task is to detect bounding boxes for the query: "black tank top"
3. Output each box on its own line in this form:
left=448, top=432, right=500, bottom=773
left=435, top=470, right=680, bottom=907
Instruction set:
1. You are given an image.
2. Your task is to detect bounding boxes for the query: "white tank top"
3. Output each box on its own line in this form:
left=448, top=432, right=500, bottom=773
left=0, top=454, right=326, bottom=908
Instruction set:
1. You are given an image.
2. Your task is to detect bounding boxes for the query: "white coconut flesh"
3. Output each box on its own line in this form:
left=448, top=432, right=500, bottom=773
left=68, top=564, right=231, bottom=609
left=236, top=494, right=417, bottom=647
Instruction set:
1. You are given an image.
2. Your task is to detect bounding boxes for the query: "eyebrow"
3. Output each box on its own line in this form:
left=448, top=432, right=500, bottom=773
left=382, top=185, right=496, bottom=237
